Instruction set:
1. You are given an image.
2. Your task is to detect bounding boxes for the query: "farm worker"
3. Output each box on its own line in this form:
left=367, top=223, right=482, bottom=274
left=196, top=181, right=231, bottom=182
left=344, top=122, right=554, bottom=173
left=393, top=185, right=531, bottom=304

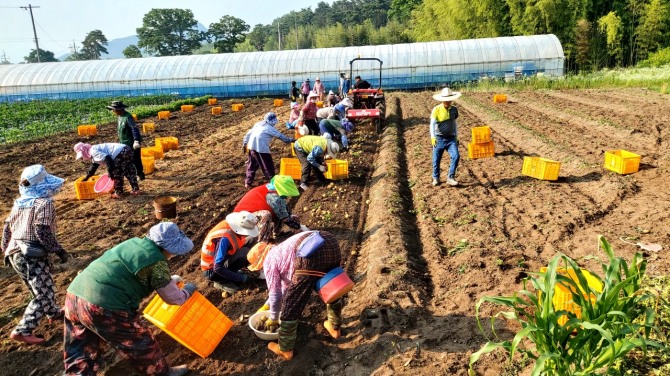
left=74, top=142, right=140, bottom=198
left=353, top=75, right=372, bottom=89
left=300, top=79, right=311, bottom=103
left=338, top=73, right=346, bottom=97
left=289, top=81, right=300, bottom=103
left=63, top=222, right=195, bottom=376
left=319, top=118, right=353, bottom=149
left=316, top=106, right=337, bottom=122
left=234, top=175, right=309, bottom=243
left=341, top=74, right=351, bottom=96
left=333, top=97, right=353, bottom=121
left=262, top=230, right=344, bottom=360
left=430, top=87, right=462, bottom=187
left=297, top=92, right=320, bottom=136
left=242, top=112, right=295, bottom=189
left=286, top=102, right=301, bottom=129
left=2, top=165, right=69, bottom=345
left=106, top=101, right=144, bottom=181
left=326, top=90, right=340, bottom=107
left=201, top=211, right=259, bottom=295
left=293, top=135, right=340, bottom=190
left=313, top=77, right=325, bottom=101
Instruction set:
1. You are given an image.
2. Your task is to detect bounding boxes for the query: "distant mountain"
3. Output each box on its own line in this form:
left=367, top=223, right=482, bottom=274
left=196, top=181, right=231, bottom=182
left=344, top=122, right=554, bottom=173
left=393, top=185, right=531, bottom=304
left=58, top=22, right=207, bottom=61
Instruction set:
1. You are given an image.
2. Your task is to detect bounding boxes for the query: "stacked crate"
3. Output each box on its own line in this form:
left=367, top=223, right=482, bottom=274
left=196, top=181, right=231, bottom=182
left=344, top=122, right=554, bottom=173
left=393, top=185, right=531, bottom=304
left=468, top=126, right=495, bottom=159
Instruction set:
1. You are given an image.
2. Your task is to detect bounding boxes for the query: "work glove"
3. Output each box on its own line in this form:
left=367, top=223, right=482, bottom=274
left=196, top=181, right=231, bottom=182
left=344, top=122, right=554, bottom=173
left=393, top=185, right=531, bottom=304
left=171, top=275, right=183, bottom=283
left=183, top=282, right=197, bottom=295
left=82, top=174, right=91, bottom=182
left=58, top=251, right=69, bottom=264
left=133, top=141, right=141, bottom=150
left=257, top=303, right=270, bottom=313
left=299, top=224, right=310, bottom=232
left=266, top=318, right=280, bottom=327
left=341, top=135, right=349, bottom=149
left=318, top=164, right=327, bottom=173
left=431, top=137, right=437, bottom=147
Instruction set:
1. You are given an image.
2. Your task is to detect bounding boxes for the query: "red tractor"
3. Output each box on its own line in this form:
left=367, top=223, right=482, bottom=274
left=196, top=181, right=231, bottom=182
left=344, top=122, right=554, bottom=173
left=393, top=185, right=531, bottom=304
left=345, top=58, right=386, bottom=134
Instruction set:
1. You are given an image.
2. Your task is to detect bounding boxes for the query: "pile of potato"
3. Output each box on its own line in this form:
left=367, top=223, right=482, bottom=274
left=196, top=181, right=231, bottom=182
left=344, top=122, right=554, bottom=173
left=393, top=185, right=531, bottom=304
left=254, top=315, right=279, bottom=333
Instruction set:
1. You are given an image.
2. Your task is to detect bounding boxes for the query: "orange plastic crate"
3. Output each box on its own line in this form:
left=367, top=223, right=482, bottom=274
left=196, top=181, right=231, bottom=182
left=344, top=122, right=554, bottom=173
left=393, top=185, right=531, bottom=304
left=274, top=99, right=284, bottom=107
left=493, top=94, right=508, bottom=103
left=325, top=159, right=349, bottom=180
left=157, top=111, right=170, bottom=120
left=471, top=126, right=491, bottom=144
left=74, top=175, right=101, bottom=200
left=604, top=150, right=640, bottom=175
left=467, top=141, right=495, bottom=159
left=211, top=107, right=222, bottom=115
left=142, top=123, right=155, bottom=134
left=316, top=101, right=324, bottom=108
left=77, top=125, right=97, bottom=136
left=181, top=105, right=194, bottom=112
left=522, top=156, right=561, bottom=181
left=231, top=104, right=244, bottom=112
left=141, top=147, right=155, bottom=158
left=143, top=292, right=233, bottom=358
left=539, top=267, right=602, bottom=326
left=141, top=156, right=155, bottom=175
left=279, top=158, right=302, bottom=180
left=150, top=145, right=164, bottom=159
left=208, top=98, right=218, bottom=105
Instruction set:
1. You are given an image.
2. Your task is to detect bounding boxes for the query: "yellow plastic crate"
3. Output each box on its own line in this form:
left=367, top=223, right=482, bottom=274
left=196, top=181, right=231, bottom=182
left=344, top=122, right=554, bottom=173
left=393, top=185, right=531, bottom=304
left=316, top=101, right=324, bottom=108
left=141, top=156, right=155, bottom=175
left=468, top=141, right=495, bottom=159
left=77, top=125, right=97, bottom=136
left=604, top=150, right=640, bottom=175
left=143, top=291, right=233, bottom=358
left=208, top=98, right=218, bottom=105
left=274, top=99, right=284, bottom=107
left=74, top=175, right=101, bottom=200
left=539, top=267, right=603, bottom=326
left=471, top=126, right=491, bottom=144
left=211, top=107, right=222, bottom=115
left=181, top=105, right=194, bottom=112
left=232, top=103, right=244, bottom=112
left=167, top=136, right=179, bottom=150
left=325, top=159, right=349, bottom=180
left=132, top=113, right=138, bottom=121
left=157, top=111, right=170, bottom=120
left=291, top=143, right=296, bottom=156
left=522, top=156, right=561, bottom=181
left=141, top=147, right=155, bottom=158
left=279, top=158, right=302, bottom=180
left=150, top=145, right=164, bottom=159
left=493, top=94, right=508, bottom=103
left=142, top=123, right=155, bottom=134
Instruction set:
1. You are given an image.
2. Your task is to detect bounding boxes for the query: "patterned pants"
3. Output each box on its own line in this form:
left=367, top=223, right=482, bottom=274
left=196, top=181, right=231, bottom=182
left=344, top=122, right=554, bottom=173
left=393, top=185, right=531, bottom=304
left=254, top=210, right=281, bottom=243
left=63, top=293, right=169, bottom=376
left=110, top=147, right=139, bottom=194
left=8, top=252, right=61, bottom=335
left=245, top=151, right=275, bottom=187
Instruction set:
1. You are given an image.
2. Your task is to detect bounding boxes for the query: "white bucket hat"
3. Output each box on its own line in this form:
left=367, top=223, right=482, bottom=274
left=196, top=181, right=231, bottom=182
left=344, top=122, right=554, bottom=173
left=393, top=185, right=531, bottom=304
left=326, top=140, right=340, bottom=159
left=432, top=87, right=461, bottom=101
left=226, top=211, right=259, bottom=237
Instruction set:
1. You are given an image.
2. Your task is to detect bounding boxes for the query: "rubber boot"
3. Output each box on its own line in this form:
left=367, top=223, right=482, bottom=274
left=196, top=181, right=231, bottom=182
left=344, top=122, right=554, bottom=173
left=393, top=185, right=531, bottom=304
left=268, top=342, right=293, bottom=360
left=167, top=364, right=188, bottom=376
left=323, top=320, right=341, bottom=339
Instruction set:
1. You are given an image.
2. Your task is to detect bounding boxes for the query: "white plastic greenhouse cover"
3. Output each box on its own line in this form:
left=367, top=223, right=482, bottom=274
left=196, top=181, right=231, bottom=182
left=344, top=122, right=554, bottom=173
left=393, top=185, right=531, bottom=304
left=0, top=34, right=564, bottom=102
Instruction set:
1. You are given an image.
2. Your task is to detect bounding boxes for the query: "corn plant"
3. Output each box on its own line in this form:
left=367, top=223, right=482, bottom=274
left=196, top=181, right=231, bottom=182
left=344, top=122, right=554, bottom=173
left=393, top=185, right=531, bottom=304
left=469, top=236, right=663, bottom=376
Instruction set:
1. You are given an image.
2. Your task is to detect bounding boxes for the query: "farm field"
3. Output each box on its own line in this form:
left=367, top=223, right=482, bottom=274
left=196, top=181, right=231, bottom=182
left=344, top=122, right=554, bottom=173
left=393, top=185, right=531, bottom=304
left=0, top=88, right=668, bottom=375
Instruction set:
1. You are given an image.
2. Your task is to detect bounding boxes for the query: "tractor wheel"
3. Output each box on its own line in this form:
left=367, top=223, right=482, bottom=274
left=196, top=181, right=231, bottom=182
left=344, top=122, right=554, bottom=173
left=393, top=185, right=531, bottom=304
left=375, top=100, right=386, bottom=134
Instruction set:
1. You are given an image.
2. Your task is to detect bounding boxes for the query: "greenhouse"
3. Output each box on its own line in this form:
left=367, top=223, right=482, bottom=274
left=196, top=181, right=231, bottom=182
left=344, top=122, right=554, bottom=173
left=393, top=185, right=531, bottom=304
left=0, top=34, right=564, bottom=102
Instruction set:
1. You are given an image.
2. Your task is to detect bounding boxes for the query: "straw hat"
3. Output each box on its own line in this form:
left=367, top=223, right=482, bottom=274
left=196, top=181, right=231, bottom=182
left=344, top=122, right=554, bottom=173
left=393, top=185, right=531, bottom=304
left=432, top=87, right=461, bottom=101
left=226, top=211, right=259, bottom=237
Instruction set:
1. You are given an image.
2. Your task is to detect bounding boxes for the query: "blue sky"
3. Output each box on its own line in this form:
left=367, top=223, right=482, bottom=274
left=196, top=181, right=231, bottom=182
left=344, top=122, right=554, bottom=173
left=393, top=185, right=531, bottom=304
left=0, top=0, right=327, bottom=63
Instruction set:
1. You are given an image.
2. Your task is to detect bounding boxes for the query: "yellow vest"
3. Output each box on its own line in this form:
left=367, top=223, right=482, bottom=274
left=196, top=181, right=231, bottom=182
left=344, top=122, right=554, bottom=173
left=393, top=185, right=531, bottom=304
left=431, top=104, right=451, bottom=122
left=296, top=135, right=327, bottom=153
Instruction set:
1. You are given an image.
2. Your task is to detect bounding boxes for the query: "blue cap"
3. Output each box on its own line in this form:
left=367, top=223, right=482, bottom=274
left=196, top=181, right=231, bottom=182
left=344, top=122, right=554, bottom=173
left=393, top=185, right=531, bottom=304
left=264, top=112, right=278, bottom=126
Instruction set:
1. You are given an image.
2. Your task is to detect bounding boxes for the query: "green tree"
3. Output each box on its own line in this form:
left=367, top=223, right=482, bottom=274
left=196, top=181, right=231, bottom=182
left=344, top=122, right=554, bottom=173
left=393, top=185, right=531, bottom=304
left=247, top=24, right=271, bottom=51
left=234, top=39, right=257, bottom=52
left=123, top=45, right=143, bottom=58
left=636, top=0, right=669, bottom=61
left=598, top=11, right=624, bottom=66
left=24, top=49, right=58, bottom=63
left=574, top=18, right=593, bottom=71
left=80, top=29, right=108, bottom=60
left=389, top=0, right=422, bottom=23
left=137, top=8, right=204, bottom=56
left=208, top=15, right=250, bottom=53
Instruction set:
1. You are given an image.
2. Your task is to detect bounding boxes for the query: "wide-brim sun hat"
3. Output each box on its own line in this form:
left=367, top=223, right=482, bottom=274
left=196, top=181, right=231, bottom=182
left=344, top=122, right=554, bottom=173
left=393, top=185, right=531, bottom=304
left=226, top=211, right=260, bottom=237
left=147, top=222, right=194, bottom=256
left=326, top=140, right=340, bottom=159
left=106, top=100, right=128, bottom=110
left=20, top=164, right=64, bottom=189
left=271, top=175, right=300, bottom=197
left=74, top=142, right=92, bottom=160
left=432, top=87, right=461, bottom=101
left=308, top=92, right=319, bottom=99
left=247, top=242, right=272, bottom=271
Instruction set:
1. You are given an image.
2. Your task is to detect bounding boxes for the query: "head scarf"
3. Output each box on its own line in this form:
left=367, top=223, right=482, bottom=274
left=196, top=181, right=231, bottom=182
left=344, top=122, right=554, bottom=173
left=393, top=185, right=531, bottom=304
left=264, top=112, right=278, bottom=126
left=147, top=222, right=194, bottom=256
left=247, top=242, right=273, bottom=271
left=14, top=164, right=64, bottom=208
left=74, top=142, right=92, bottom=160
left=269, top=175, right=300, bottom=197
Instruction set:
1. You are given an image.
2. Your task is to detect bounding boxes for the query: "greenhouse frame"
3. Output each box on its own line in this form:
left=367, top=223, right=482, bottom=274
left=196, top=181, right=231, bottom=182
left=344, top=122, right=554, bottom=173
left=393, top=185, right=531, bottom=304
left=0, top=34, right=564, bottom=102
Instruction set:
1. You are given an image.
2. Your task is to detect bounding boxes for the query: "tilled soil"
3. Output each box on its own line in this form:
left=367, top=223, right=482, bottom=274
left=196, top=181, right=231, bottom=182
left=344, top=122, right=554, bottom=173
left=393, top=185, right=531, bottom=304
left=0, top=88, right=668, bottom=376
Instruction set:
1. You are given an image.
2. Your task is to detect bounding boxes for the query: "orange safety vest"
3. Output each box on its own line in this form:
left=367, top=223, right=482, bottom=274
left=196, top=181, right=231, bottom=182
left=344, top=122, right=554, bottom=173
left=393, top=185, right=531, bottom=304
left=200, top=220, right=246, bottom=271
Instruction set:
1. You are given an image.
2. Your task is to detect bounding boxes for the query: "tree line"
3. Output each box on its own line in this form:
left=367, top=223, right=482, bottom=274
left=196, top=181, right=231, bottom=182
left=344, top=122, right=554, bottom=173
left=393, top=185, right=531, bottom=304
left=20, top=0, right=670, bottom=71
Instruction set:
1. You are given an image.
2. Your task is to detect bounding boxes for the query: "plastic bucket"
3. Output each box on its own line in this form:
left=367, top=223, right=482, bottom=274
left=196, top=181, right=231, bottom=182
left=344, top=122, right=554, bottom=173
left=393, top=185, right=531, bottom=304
left=315, top=267, right=354, bottom=304
left=153, top=196, right=177, bottom=219
left=93, top=173, right=114, bottom=193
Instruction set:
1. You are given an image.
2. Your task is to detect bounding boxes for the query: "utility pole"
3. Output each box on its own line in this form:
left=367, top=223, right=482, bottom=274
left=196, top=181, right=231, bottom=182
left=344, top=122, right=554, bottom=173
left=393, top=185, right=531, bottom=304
left=295, top=15, right=299, bottom=49
left=278, top=23, right=281, bottom=51
left=20, top=4, right=41, bottom=62
left=71, top=39, right=78, bottom=57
